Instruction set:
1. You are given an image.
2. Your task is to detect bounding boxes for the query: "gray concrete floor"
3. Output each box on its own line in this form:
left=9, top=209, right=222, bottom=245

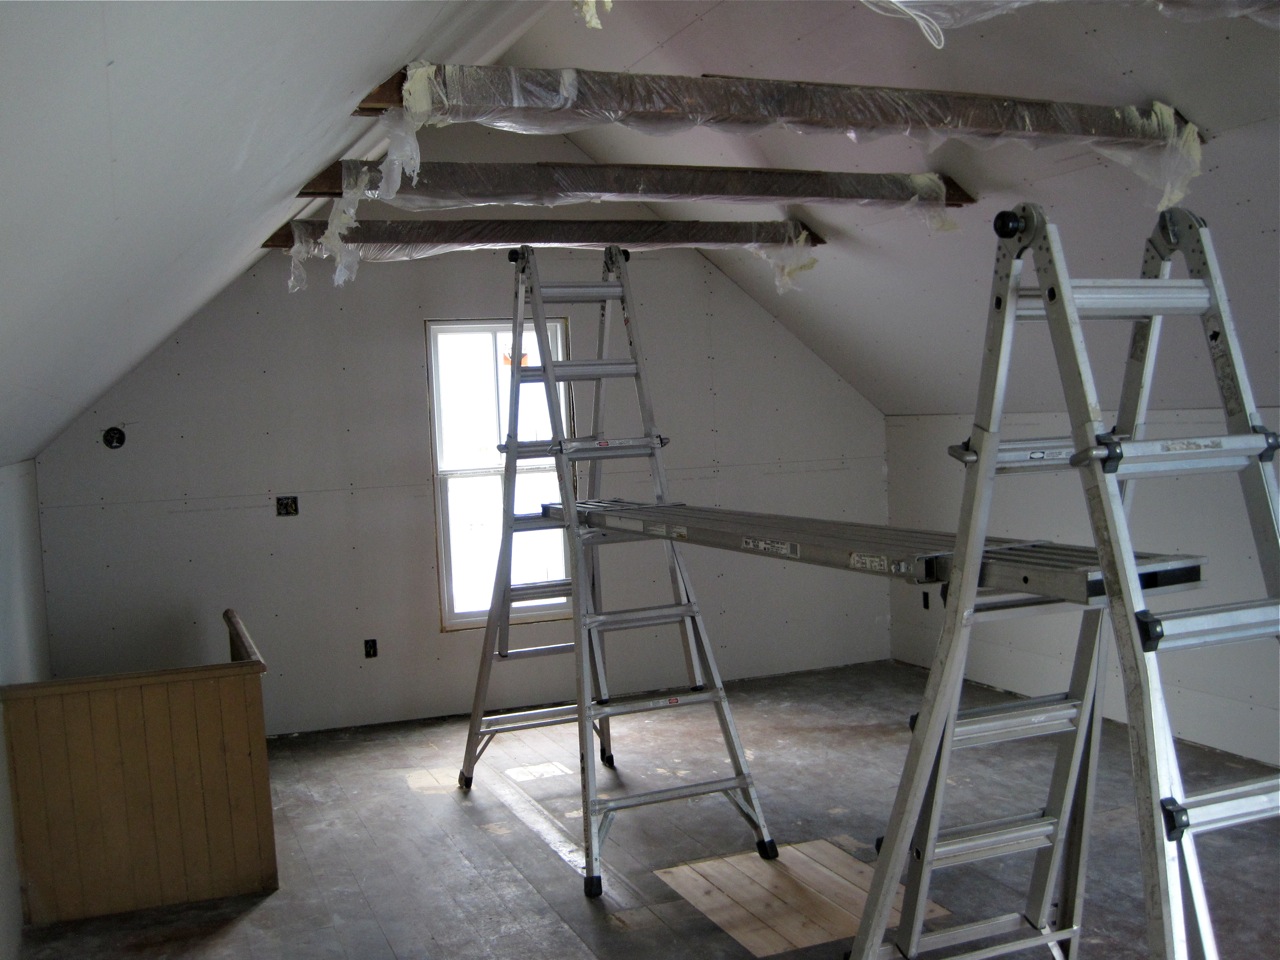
left=20, top=661, right=1280, bottom=959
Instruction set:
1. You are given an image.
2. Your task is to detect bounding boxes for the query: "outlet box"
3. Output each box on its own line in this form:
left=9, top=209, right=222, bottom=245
left=276, top=496, right=299, bottom=517
left=364, top=638, right=377, bottom=658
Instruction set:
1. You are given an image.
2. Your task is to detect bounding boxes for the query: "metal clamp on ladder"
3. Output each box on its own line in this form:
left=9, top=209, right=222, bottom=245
left=457, top=245, right=777, bottom=898
left=847, top=204, right=1279, bottom=960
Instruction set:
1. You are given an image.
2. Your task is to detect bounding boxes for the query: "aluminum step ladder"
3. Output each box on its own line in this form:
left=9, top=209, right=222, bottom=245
left=457, top=245, right=777, bottom=898
left=847, top=204, right=1279, bottom=960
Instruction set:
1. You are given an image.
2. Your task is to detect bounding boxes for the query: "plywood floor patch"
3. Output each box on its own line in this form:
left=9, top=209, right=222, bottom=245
left=655, top=839, right=947, bottom=957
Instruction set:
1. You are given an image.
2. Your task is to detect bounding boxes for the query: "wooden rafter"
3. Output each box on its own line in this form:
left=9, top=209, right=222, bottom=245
left=263, top=218, right=823, bottom=251
left=357, top=63, right=1194, bottom=146
left=299, top=160, right=974, bottom=208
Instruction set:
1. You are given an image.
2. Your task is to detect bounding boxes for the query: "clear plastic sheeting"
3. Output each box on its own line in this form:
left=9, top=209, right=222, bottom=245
left=865, top=1, right=1279, bottom=33
left=376, top=108, right=421, bottom=202
left=1095, top=102, right=1203, bottom=210
left=339, top=159, right=956, bottom=212
left=402, top=61, right=1193, bottom=144
left=400, top=62, right=1200, bottom=206
left=286, top=218, right=819, bottom=293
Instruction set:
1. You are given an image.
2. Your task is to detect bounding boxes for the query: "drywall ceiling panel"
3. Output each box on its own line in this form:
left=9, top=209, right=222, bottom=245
left=502, top=1, right=1279, bottom=415
left=0, top=1, right=546, bottom=468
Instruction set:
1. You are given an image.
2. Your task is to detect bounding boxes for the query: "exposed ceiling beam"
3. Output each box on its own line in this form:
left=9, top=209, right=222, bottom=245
left=299, top=161, right=974, bottom=208
left=264, top=218, right=823, bottom=251
left=359, top=63, right=1193, bottom=146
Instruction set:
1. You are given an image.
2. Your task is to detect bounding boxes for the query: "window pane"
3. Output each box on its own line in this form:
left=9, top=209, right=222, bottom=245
left=434, top=330, right=499, bottom=472
left=444, top=474, right=502, bottom=614
left=497, top=328, right=565, bottom=445
left=444, top=469, right=568, bottom=616
left=511, top=469, right=567, bottom=606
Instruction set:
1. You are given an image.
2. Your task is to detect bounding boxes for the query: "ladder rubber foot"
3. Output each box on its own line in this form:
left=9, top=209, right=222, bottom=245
left=757, top=839, right=779, bottom=860
left=601, top=750, right=615, bottom=768
left=874, top=836, right=883, bottom=854
left=584, top=875, right=603, bottom=898
left=458, top=771, right=473, bottom=790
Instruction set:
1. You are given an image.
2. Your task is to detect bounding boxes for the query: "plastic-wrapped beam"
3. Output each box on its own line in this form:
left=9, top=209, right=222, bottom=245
left=281, top=217, right=822, bottom=253
left=402, top=62, right=1194, bottom=146
left=282, top=218, right=820, bottom=292
left=305, top=160, right=968, bottom=210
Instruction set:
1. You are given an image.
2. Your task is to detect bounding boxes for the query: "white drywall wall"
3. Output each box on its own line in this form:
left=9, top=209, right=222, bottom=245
left=886, top=410, right=1279, bottom=765
left=36, top=248, right=888, bottom=735
left=0, top=460, right=51, bottom=954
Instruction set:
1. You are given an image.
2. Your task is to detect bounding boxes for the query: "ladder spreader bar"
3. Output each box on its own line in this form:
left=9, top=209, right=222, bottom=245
left=1181, top=776, right=1280, bottom=836
left=495, top=642, right=575, bottom=661
left=590, top=688, right=720, bottom=719
left=509, top=579, right=572, bottom=602
left=584, top=603, right=697, bottom=632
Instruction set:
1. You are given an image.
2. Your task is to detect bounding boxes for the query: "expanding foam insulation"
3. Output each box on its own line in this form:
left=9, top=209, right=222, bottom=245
left=36, top=248, right=888, bottom=734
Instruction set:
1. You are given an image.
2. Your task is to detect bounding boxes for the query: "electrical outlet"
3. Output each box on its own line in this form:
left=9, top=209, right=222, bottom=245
left=364, top=638, right=378, bottom=658
left=276, top=495, right=299, bottom=516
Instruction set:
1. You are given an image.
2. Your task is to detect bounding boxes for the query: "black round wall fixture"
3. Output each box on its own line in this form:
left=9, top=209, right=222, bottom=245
left=102, top=427, right=126, bottom=449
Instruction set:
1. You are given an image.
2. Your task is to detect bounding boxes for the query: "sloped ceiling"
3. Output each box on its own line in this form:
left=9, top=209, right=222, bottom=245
left=494, top=1, right=1278, bottom=419
left=2, top=1, right=1276, bottom=469
left=0, top=0, right=545, bottom=468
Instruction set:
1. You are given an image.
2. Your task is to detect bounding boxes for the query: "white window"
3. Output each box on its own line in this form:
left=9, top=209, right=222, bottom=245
left=428, top=320, right=571, bottom=628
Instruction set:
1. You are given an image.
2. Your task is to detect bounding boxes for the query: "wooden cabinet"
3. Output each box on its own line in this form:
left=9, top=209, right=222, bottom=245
left=1, top=610, right=277, bottom=925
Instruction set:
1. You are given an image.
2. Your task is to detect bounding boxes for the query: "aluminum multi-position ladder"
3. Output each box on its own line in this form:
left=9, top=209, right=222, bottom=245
left=847, top=204, right=1279, bottom=960
left=457, top=245, right=777, bottom=897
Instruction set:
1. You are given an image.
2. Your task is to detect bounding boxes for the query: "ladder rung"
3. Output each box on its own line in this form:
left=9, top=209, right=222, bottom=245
left=593, top=776, right=750, bottom=816
left=932, top=814, right=1057, bottom=868
left=949, top=437, right=1076, bottom=473
left=1015, top=279, right=1211, bottom=319
left=495, top=642, right=575, bottom=661
left=563, top=436, right=664, bottom=461
left=513, top=512, right=564, bottom=532
left=509, top=579, right=572, bottom=603
left=479, top=703, right=578, bottom=736
left=1178, top=776, right=1280, bottom=837
left=584, top=603, right=696, bottom=632
left=1138, top=600, right=1279, bottom=652
left=502, top=436, right=664, bottom=461
left=526, top=359, right=638, bottom=381
left=538, top=281, right=625, bottom=303
left=1071, top=433, right=1278, bottom=477
left=590, top=687, right=720, bottom=720
left=952, top=695, right=1081, bottom=747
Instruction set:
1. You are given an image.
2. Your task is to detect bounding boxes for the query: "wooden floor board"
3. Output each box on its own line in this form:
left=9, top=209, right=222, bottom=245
left=656, top=840, right=947, bottom=957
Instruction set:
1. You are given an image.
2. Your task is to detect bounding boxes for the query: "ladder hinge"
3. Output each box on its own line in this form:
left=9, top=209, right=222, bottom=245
left=1161, top=797, right=1190, bottom=842
left=1096, top=434, right=1125, bottom=474
left=1254, top=427, right=1279, bottom=463
left=1136, top=610, right=1165, bottom=652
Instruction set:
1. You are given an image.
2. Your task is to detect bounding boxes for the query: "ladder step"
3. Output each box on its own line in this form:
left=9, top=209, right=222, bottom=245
left=509, top=579, right=572, bottom=603
left=590, top=687, right=720, bottom=720
left=526, top=359, right=638, bottom=381
left=932, top=813, right=1057, bottom=868
left=537, top=281, right=625, bottom=303
left=949, top=437, right=1077, bottom=473
left=1070, top=432, right=1278, bottom=478
left=504, top=436, right=665, bottom=461
left=1015, top=278, right=1211, bottom=319
left=563, top=436, right=665, bottom=462
left=513, top=512, right=564, bottom=533
left=479, top=702, right=579, bottom=737
left=1171, top=776, right=1280, bottom=838
left=495, top=642, right=575, bottom=661
left=1138, top=599, right=1279, bottom=652
left=594, top=776, right=751, bottom=816
left=952, top=695, right=1082, bottom=747
left=584, top=603, right=696, bottom=632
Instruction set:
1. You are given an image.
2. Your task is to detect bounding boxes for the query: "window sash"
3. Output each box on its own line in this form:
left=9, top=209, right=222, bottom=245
left=428, top=320, right=571, bottom=628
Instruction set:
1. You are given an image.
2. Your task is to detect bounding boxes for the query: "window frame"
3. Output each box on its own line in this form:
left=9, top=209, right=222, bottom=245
left=426, top=318, right=572, bottom=630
